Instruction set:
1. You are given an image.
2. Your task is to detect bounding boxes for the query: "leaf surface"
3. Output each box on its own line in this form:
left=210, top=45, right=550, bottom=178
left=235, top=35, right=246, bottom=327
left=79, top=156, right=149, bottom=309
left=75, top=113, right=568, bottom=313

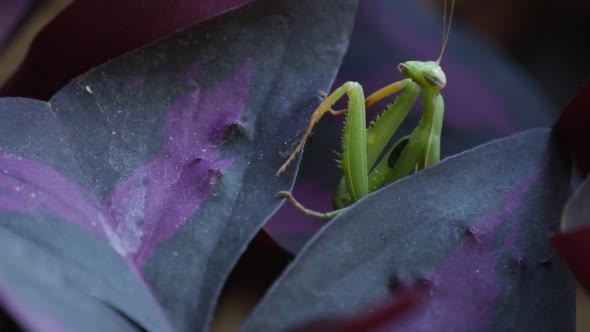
left=244, top=129, right=574, bottom=331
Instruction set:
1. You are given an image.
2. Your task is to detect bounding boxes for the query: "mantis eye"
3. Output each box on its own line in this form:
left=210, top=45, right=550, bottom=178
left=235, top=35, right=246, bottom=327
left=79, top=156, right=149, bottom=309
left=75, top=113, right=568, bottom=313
left=423, top=73, right=445, bottom=88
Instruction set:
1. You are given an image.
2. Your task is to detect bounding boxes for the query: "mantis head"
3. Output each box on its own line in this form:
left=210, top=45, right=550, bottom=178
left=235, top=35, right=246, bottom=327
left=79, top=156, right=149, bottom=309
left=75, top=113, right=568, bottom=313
left=397, top=0, right=453, bottom=91
left=398, top=61, right=446, bottom=91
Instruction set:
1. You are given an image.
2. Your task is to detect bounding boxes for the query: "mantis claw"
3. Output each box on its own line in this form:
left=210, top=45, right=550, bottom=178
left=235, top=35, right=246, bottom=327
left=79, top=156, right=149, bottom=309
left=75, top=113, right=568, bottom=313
left=319, top=90, right=346, bottom=115
left=276, top=190, right=291, bottom=198
left=329, top=108, right=347, bottom=116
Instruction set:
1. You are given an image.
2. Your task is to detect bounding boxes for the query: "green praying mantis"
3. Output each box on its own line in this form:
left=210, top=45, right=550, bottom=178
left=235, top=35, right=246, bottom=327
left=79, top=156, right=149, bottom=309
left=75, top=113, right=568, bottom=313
left=276, top=0, right=455, bottom=219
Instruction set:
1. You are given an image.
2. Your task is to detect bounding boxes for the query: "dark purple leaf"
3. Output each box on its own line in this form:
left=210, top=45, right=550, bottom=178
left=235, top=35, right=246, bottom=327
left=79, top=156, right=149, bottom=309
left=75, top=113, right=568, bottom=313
left=0, top=1, right=39, bottom=51
left=265, top=0, right=556, bottom=253
left=560, top=175, right=590, bottom=233
left=551, top=227, right=590, bottom=294
left=548, top=80, right=590, bottom=293
left=286, top=288, right=421, bottom=332
left=0, top=0, right=252, bottom=100
left=243, top=129, right=574, bottom=331
left=554, top=79, right=590, bottom=176
left=0, top=0, right=357, bottom=330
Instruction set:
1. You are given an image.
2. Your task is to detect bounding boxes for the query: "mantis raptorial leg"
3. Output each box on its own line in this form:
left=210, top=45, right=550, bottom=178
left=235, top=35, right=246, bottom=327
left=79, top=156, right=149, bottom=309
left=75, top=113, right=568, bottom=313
left=277, top=0, right=455, bottom=219
left=275, top=80, right=410, bottom=177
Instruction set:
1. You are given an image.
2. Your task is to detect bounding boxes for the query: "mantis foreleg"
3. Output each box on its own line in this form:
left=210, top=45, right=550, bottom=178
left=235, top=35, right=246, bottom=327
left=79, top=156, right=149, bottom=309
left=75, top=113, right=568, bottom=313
left=334, top=80, right=420, bottom=208
left=422, top=90, right=444, bottom=167
left=369, top=90, right=444, bottom=186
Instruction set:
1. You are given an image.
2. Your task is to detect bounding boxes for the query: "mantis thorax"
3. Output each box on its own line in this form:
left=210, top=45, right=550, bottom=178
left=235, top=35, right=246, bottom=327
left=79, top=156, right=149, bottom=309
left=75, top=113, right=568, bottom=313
left=398, top=61, right=446, bottom=91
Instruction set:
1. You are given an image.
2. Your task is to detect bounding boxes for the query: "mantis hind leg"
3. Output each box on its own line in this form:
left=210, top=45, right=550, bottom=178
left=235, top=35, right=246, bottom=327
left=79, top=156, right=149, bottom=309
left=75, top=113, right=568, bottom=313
left=277, top=82, right=365, bottom=176
left=277, top=191, right=343, bottom=219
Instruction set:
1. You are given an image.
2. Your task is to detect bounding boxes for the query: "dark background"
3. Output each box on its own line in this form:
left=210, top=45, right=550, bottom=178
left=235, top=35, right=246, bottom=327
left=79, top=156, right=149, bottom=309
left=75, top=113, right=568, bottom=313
left=445, top=0, right=590, bottom=107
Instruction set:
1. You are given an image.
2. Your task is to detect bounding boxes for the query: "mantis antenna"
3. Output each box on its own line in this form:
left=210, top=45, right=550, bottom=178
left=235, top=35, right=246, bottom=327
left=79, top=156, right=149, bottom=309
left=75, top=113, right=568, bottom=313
left=437, top=0, right=455, bottom=63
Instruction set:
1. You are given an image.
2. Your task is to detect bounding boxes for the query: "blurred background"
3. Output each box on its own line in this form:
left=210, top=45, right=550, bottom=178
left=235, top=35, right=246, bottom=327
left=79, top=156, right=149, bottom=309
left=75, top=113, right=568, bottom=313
left=3, top=0, right=589, bottom=105
left=1, top=0, right=589, bottom=331
left=440, top=0, right=590, bottom=107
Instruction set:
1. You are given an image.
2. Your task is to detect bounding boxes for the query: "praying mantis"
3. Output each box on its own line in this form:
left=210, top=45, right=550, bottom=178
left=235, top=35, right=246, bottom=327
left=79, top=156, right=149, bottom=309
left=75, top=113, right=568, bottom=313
left=276, top=0, right=455, bottom=219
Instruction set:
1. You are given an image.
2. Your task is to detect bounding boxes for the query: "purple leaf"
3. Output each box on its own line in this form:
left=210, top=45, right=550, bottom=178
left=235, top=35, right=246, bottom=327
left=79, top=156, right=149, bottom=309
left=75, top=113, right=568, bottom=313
left=0, top=0, right=357, bottom=330
left=552, top=227, right=590, bottom=294
left=101, top=61, right=253, bottom=268
left=0, top=0, right=252, bottom=99
left=265, top=0, right=555, bottom=253
left=243, top=129, right=574, bottom=331
left=0, top=100, right=173, bottom=332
